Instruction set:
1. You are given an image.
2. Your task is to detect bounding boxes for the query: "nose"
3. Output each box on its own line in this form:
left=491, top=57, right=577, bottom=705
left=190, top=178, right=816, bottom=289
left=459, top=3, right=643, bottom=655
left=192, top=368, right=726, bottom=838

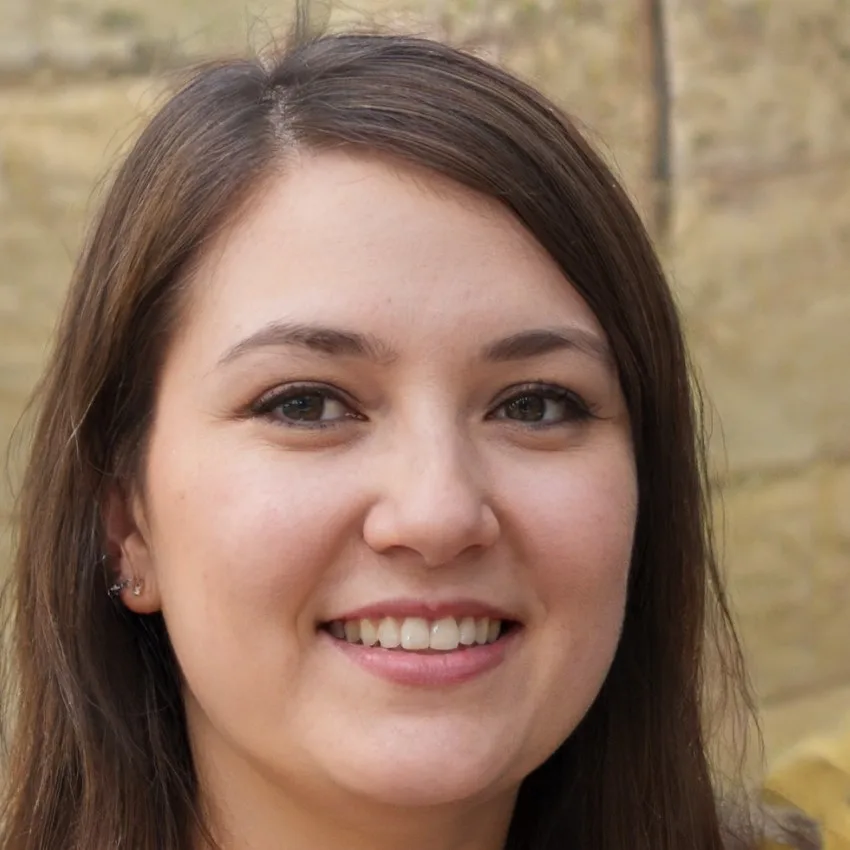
left=362, top=429, right=501, bottom=567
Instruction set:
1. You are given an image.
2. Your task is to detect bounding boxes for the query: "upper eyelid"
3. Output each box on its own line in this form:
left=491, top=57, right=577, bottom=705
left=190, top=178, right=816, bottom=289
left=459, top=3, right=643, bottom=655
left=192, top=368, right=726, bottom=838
left=251, top=381, right=593, bottom=423
left=254, top=381, right=578, bottom=404
left=492, top=382, right=569, bottom=398
left=252, top=382, right=358, bottom=410
left=489, top=382, right=588, bottom=407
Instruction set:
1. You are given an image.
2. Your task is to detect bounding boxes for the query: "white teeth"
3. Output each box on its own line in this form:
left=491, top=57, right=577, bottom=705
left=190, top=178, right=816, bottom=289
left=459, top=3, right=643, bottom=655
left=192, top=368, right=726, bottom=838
left=401, top=617, right=431, bottom=650
left=360, top=618, right=378, bottom=647
left=458, top=616, right=477, bottom=646
left=343, top=620, right=361, bottom=644
left=328, top=615, right=508, bottom=651
left=430, top=617, right=461, bottom=650
left=376, top=617, right=401, bottom=648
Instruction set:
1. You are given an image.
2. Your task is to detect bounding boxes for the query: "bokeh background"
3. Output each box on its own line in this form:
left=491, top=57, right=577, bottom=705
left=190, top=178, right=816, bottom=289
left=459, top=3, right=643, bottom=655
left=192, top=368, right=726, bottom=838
left=1, top=0, right=848, bottom=839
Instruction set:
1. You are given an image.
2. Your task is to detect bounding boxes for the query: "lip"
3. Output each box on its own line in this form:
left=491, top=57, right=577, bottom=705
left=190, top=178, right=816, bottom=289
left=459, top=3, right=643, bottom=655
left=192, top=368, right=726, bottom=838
left=323, top=597, right=520, bottom=624
left=321, top=624, right=521, bottom=687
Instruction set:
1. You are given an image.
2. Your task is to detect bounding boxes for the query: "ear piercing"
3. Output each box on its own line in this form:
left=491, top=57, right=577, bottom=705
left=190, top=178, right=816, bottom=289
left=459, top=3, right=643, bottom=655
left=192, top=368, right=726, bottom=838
left=107, top=576, right=144, bottom=599
left=101, top=553, right=144, bottom=599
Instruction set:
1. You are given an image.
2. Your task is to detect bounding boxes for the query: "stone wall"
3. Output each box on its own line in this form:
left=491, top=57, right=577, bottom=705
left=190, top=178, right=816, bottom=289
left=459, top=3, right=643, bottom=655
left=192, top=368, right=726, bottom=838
left=1, top=0, right=849, bottom=769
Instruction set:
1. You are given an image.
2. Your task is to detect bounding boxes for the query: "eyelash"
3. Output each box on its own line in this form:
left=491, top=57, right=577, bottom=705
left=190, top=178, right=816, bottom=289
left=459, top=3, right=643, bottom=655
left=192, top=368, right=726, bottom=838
left=489, top=383, right=598, bottom=428
left=251, top=383, right=362, bottom=430
left=250, top=382, right=598, bottom=430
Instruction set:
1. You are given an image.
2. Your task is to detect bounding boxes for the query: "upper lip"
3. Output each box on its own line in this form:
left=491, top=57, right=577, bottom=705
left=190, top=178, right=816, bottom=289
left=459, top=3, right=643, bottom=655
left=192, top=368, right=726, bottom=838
left=324, top=598, right=521, bottom=624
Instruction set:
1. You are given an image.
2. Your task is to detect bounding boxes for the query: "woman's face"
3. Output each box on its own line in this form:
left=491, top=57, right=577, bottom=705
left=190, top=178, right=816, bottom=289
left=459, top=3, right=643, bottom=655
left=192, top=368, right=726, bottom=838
left=117, top=150, right=637, bottom=821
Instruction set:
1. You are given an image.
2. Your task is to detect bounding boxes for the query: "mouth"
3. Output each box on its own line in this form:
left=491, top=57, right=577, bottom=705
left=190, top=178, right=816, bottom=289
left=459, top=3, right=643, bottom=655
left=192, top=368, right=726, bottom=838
left=320, top=615, right=521, bottom=653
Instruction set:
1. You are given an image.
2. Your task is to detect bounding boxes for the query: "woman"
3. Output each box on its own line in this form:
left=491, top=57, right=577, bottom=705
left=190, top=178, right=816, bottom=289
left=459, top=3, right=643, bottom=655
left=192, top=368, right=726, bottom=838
left=0, top=21, right=812, bottom=850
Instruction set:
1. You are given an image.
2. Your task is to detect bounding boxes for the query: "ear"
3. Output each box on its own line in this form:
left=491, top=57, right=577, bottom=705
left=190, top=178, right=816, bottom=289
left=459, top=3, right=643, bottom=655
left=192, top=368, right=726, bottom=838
left=102, top=484, right=162, bottom=614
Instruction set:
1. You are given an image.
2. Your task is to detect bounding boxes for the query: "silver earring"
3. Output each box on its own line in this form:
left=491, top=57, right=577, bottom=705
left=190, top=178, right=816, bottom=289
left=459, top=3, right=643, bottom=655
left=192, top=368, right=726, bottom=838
left=102, top=552, right=143, bottom=599
left=107, top=576, right=144, bottom=598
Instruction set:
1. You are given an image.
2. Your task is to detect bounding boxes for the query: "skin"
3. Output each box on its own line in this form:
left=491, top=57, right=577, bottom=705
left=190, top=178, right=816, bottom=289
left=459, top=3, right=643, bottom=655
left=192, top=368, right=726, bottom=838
left=107, top=150, right=638, bottom=850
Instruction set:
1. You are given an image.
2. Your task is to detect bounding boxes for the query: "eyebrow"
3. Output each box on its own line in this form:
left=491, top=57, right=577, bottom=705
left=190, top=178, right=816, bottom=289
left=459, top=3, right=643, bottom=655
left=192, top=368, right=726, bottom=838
left=218, top=321, right=611, bottom=368
left=218, top=321, right=397, bottom=366
left=481, top=327, right=611, bottom=365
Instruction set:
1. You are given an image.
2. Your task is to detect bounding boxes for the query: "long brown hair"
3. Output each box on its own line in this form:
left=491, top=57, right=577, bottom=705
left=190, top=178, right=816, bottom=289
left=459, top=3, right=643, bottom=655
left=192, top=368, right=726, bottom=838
left=1, top=20, right=758, bottom=850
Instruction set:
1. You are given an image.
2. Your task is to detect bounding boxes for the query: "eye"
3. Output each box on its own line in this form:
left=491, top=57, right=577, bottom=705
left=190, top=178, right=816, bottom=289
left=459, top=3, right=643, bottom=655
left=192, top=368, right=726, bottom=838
left=490, top=384, right=594, bottom=426
left=252, top=384, right=361, bottom=427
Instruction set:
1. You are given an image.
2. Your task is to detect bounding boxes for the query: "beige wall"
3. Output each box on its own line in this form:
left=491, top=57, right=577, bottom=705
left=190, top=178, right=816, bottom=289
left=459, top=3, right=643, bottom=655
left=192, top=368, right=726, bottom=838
left=1, top=0, right=848, bottom=767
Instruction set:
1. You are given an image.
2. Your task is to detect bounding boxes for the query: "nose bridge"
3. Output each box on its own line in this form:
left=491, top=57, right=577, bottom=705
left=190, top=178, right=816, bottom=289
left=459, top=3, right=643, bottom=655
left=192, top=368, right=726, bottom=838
left=364, top=410, right=499, bottom=564
left=408, top=420, right=480, bottom=507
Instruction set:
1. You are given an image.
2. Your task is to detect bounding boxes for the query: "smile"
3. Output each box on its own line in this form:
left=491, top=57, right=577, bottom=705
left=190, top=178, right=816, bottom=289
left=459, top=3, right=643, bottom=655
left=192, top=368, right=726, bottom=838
left=319, top=612, right=522, bottom=687
left=322, top=615, right=516, bottom=652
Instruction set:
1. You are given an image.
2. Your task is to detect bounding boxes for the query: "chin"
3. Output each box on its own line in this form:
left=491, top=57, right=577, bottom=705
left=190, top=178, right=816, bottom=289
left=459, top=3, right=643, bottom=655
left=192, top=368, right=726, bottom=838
left=344, top=771, right=498, bottom=808
left=325, top=742, right=519, bottom=808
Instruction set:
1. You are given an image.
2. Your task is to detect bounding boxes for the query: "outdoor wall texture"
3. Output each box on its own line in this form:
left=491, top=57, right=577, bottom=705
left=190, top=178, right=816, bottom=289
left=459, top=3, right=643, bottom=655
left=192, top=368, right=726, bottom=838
left=1, top=0, right=848, bottom=775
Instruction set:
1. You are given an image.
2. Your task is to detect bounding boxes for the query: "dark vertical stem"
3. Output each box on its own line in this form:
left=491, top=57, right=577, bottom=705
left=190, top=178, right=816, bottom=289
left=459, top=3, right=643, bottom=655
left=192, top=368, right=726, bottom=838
left=646, top=0, right=673, bottom=239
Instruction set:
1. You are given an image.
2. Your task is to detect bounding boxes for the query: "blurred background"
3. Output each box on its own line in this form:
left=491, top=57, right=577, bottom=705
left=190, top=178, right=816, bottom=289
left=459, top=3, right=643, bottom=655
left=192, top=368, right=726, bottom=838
left=1, top=0, right=848, bottom=840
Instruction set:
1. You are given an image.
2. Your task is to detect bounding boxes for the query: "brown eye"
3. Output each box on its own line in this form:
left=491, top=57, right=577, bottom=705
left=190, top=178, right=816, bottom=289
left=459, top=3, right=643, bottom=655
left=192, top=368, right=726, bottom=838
left=505, top=395, right=564, bottom=423
left=491, top=385, right=593, bottom=426
left=280, top=393, right=328, bottom=421
left=253, top=386, right=358, bottom=427
left=503, top=395, right=547, bottom=422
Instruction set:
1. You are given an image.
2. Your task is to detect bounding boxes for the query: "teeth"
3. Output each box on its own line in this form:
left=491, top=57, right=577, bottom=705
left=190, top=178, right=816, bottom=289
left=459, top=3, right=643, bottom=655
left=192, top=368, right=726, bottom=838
left=360, top=618, right=378, bottom=647
left=430, top=617, right=461, bottom=651
left=458, top=616, right=477, bottom=646
left=401, top=617, right=430, bottom=650
left=376, top=617, right=401, bottom=648
left=487, top=619, right=501, bottom=643
left=328, top=615, right=507, bottom=651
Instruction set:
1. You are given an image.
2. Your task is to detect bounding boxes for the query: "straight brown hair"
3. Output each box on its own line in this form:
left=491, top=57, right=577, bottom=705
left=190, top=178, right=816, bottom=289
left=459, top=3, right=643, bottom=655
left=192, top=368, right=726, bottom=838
left=1, top=18, right=758, bottom=850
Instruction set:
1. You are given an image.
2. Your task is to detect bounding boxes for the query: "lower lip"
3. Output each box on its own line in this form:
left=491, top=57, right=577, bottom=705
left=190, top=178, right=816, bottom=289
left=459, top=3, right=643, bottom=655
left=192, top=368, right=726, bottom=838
left=322, top=627, right=521, bottom=687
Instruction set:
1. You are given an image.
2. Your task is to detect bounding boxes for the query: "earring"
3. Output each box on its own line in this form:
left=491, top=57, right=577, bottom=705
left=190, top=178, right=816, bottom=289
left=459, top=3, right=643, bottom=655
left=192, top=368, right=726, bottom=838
left=102, top=552, right=144, bottom=599
left=107, top=576, right=144, bottom=598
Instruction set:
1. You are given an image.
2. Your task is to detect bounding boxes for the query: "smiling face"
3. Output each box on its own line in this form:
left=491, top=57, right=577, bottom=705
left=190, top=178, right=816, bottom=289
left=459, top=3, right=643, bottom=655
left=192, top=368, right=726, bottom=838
left=112, top=149, right=638, bottom=838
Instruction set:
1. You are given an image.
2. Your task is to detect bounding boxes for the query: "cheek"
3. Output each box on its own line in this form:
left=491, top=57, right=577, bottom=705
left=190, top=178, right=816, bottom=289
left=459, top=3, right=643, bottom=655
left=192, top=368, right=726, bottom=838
left=508, top=439, right=636, bottom=674
left=512, top=440, right=637, bottom=591
left=142, top=432, right=373, bottom=725
left=144, top=431, right=365, bottom=627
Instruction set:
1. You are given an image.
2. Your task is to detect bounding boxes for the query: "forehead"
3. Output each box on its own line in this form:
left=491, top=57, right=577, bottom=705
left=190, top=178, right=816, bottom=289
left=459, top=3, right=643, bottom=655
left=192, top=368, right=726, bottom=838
left=186, top=150, right=604, bottom=357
